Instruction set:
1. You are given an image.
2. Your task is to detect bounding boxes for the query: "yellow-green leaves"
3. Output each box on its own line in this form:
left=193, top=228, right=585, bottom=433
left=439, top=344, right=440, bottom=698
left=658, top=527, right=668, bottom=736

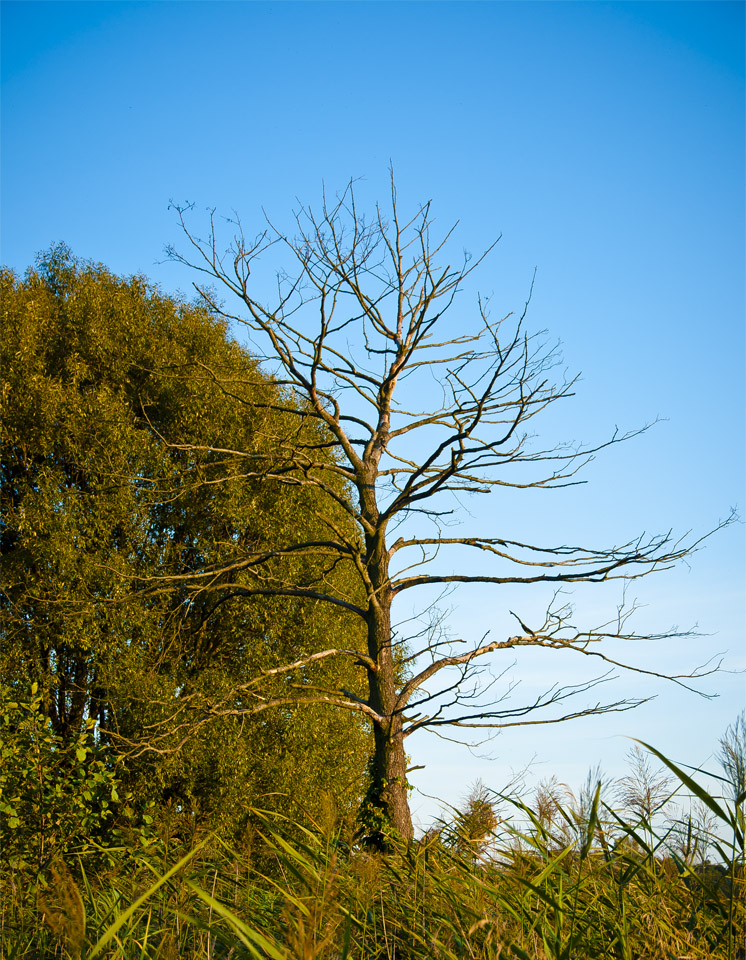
left=2, top=245, right=368, bottom=848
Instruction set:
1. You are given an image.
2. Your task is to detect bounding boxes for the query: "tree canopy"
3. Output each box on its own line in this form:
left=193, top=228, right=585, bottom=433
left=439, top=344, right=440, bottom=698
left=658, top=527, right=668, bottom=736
left=0, top=246, right=369, bottom=836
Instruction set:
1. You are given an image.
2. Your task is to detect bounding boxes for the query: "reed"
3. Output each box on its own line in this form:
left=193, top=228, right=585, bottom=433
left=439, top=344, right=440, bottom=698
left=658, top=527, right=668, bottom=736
left=2, top=740, right=743, bottom=959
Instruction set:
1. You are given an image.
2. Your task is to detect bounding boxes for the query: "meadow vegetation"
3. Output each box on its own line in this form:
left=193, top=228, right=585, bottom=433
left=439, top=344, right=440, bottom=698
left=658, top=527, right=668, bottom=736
left=1, top=700, right=743, bottom=959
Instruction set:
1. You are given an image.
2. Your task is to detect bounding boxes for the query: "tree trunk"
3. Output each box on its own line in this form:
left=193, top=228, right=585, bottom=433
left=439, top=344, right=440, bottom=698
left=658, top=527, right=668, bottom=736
left=370, top=718, right=413, bottom=843
left=357, top=451, right=414, bottom=842
left=365, top=569, right=414, bottom=843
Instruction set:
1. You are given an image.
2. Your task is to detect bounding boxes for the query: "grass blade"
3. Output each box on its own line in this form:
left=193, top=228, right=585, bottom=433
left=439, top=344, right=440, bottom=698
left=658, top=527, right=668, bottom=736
left=87, top=839, right=208, bottom=958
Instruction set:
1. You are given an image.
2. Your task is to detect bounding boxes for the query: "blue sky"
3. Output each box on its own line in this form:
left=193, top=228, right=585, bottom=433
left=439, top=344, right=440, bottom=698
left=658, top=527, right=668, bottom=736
left=2, top=1, right=744, bottom=826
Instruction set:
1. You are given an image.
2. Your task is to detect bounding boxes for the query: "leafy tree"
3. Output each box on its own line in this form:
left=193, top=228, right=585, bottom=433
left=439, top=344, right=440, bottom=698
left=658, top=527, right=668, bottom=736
left=162, top=179, right=731, bottom=843
left=0, top=246, right=368, bottom=834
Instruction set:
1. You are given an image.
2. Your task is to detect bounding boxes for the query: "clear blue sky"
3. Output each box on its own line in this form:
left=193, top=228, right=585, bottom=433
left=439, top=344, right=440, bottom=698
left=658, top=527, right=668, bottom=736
left=2, top=1, right=744, bottom=827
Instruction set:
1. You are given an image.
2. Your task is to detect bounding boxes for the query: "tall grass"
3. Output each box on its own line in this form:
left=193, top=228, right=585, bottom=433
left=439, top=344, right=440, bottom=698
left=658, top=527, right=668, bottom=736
left=2, top=741, right=743, bottom=959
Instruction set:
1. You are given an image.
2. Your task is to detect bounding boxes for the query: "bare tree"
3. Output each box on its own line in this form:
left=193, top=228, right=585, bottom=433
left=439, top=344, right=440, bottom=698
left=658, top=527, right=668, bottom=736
left=153, top=178, right=729, bottom=842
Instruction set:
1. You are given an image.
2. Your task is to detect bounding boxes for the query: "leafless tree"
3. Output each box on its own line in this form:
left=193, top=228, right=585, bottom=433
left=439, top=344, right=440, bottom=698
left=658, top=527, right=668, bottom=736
left=152, top=177, right=729, bottom=841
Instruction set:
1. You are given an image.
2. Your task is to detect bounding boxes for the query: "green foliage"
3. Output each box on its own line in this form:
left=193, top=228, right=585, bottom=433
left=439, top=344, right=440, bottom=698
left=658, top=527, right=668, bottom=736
left=1, top=246, right=369, bottom=840
left=0, top=683, right=123, bottom=872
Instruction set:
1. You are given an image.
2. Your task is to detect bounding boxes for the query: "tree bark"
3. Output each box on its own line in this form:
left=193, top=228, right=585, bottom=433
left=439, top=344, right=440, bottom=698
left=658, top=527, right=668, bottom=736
left=363, top=505, right=414, bottom=842
left=366, top=604, right=413, bottom=843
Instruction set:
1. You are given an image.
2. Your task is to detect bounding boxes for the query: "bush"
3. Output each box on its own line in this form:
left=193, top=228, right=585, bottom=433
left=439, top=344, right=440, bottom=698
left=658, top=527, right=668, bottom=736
left=0, top=683, right=124, bottom=874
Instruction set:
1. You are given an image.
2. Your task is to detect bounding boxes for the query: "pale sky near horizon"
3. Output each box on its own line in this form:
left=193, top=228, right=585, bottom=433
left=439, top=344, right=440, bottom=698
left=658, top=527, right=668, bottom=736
left=2, top=0, right=744, bottom=827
